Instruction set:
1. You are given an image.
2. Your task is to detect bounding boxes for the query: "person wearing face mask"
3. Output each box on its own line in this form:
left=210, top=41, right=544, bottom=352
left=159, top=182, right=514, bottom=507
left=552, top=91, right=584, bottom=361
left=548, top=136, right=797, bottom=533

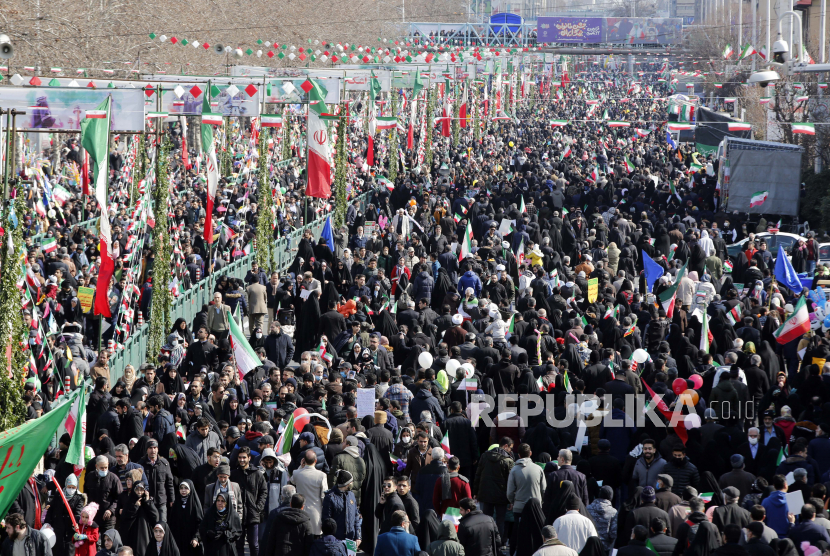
left=264, top=323, right=294, bottom=370
left=84, top=455, right=122, bottom=533
left=45, top=474, right=86, bottom=556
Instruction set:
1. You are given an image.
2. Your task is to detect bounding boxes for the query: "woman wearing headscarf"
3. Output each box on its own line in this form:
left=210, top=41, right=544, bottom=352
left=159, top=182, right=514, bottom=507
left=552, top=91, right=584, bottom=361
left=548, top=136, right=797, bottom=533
left=143, top=522, right=180, bottom=556
left=221, top=393, right=247, bottom=426
left=160, top=433, right=200, bottom=482
left=171, top=318, right=194, bottom=346
left=118, top=473, right=159, bottom=553
left=579, top=536, right=607, bottom=556
left=614, top=487, right=643, bottom=549
left=758, top=340, right=781, bottom=386
left=331, top=260, right=353, bottom=296
left=359, top=442, right=387, bottom=556
left=169, top=480, right=203, bottom=556
left=514, top=498, right=547, bottom=556
left=684, top=518, right=722, bottom=556
left=46, top=474, right=85, bottom=556
left=95, top=530, right=123, bottom=556
left=295, top=291, right=322, bottom=356
left=160, top=365, right=186, bottom=396
left=200, top=493, right=242, bottom=556
left=418, top=509, right=442, bottom=551
left=544, top=480, right=588, bottom=525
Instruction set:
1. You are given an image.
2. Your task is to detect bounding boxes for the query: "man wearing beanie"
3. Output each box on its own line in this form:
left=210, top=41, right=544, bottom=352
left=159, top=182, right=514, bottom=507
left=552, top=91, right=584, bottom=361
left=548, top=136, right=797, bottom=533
left=366, top=410, right=394, bottom=471
left=622, top=486, right=671, bottom=543
left=586, top=485, right=618, bottom=551
left=321, top=470, right=362, bottom=543
left=204, top=462, right=243, bottom=521
left=718, top=455, right=756, bottom=502
left=712, top=487, right=752, bottom=533
left=654, top=475, right=682, bottom=514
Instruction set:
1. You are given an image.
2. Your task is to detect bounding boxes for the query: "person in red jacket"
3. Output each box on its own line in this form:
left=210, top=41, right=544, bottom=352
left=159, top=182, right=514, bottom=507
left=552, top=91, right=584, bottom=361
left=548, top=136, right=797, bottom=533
left=73, top=503, right=100, bottom=556
left=433, top=456, right=472, bottom=515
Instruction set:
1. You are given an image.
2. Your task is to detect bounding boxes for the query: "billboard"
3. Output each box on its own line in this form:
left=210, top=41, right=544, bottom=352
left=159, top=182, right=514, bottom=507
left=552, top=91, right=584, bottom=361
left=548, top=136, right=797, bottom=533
left=0, top=86, right=145, bottom=131
left=537, top=17, right=683, bottom=44
left=538, top=17, right=604, bottom=43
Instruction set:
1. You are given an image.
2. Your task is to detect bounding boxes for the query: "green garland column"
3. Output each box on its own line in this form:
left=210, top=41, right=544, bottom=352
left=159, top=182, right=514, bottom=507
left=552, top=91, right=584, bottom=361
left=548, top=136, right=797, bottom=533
left=333, top=115, right=348, bottom=228
left=388, top=89, right=399, bottom=183
left=0, top=192, right=31, bottom=429
left=452, top=85, right=461, bottom=148
left=255, top=130, right=274, bottom=270
left=425, top=85, right=436, bottom=172
left=282, top=107, right=292, bottom=160
left=147, top=137, right=173, bottom=362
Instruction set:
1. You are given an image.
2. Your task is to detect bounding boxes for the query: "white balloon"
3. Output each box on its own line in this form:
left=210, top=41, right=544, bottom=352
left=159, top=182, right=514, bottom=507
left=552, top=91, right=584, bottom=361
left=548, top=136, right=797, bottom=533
left=446, top=359, right=460, bottom=375
left=632, top=349, right=650, bottom=364
left=684, top=413, right=702, bottom=429
left=40, top=526, right=56, bottom=548
left=462, top=363, right=475, bottom=379
left=418, top=352, right=434, bottom=369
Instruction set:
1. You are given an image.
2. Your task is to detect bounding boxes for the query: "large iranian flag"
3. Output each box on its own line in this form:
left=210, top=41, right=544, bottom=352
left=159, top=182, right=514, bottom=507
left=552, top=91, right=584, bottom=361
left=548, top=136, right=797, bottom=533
left=227, top=309, right=261, bottom=378
left=458, top=221, right=473, bottom=261
left=63, top=385, right=87, bottom=470
left=307, top=79, right=332, bottom=199
left=81, top=96, right=114, bottom=318
left=773, top=296, right=810, bottom=344
left=201, top=93, right=221, bottom=245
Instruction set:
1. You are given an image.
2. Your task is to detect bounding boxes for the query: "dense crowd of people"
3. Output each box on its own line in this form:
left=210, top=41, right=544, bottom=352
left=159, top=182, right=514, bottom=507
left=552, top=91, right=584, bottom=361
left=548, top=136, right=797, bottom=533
left=9, top=61, right=830, bottom=556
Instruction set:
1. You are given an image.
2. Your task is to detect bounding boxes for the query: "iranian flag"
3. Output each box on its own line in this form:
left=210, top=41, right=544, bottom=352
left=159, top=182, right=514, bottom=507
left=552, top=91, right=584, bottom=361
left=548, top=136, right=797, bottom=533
left=458, top=221, right=473, bottom=261
left=227, top=309, right=261, bottom=378
left=550, top=120, right=568, bottom=127
left=536, top=375, right=547, bottom=392
left=699, top=492, right=714, bottom=503
left=563, top=370, right=573, bottom=393
left=443, top=507, right=462, bottom=529
left=516, top=237, right=525, bottom=266
left=792, top=122, right=816, bottom=135
left=561, top=145, right=572, bottom=159
left=635, top=128, right=649, bottom=138
left=726, top=305, right=741, bottom=325
left=505, top=313, right=516, bottom=338
left=461, top=377, right=478, bottom=391
left=623, top=155, right=634, bottom=172
left=681, top=104, right=695, bottom=121
left=714, top=83, right=723, bottom=88
left=260, top=115, right=283, bottom=128
left=644, top=380, right=687, bottom=444
left=608, top=121, right=630, bottom=127
left=441, top=95, right=452, bottom=137
left=773, top=296, right=811, bottom=344
left=201, top=93, right=221, bottom=246
left=658, top=260, right=688, bottom=318
left=667, top=123, right=694, bottom=131
left=275, top=413, right=296, bottom=454
left=700, top=313, right=710, bottom=353
left=759, top=46, right=768, bottom=60
left=459, top=84, right=468, bottom=128
left=307, top=79, right=332, bottom=199
left=63, top=386, right=87, bottom=470
left=724, top=98, right=737, bottom=104
left=440, top=431, right=451, bottom=455
left=740, top=43, right=757, bottom=59
left=728, top=122, right=752, bottom=131
left=759, top=97, right=772, bottom=105
left=604, top=305, right=620, bottom=320
left=749, top=190, right=768, bottom=207
left=81, top=96, right=114, bottom=318
left=201, top=112, right=223, bottom=126
left=42, top=238, right=57, bottom=253
left=722, top=43, right=734, bottom=59
left=376, top=116, right=397, bottom=130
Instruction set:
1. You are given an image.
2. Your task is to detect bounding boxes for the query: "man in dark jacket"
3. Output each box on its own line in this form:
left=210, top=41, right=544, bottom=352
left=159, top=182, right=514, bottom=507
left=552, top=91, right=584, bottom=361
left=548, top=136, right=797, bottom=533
left=365, top=411, right=395, bottom=468
left=147, top=395, right=174, bottom=440
left=396, top=477, right=420, bottom=533
left=262, top=493, right=313, bottom=556
left=713, top=524, right=747, bottom=556
left=409, top=384, right=445, bottom=424
left=264, top=323, right=294, bottom=369
left=321, top=470, right=362, bottom=542
left=231, top=447, right=268, bottom=556
left=376, top=476, right=407, bottom=534
left=413, top=448, right=445, bottom=518
left=623, top=487, right=672, bottom=542
left=719, top=455, right=757, bottom=503
left=649, top=518, right=678, bottom=556
left=473, top=438, right=514, bottom=538
left=84, top=455, right=122, bottom=532
left=546, top=448, right=590, bottom=505
left=713, top=487, right=752, bottom=533
left=743, top=522, right=777, bottom=556
left=1, top=513, right=52, bottom=556
left=457, top=498, right=501, bottom=556
left=115, top=399, right=143, bottom=447
left=664, top=447, right=700, bottom=496
left=787, top=504, right=830, bottom=547
left=442, top=403, right=479, bottom=479
left=654, top=475, right=682, bottom=514
left=139, top=438, right=175, bottom=521
left=620, top=525, right=657, bottom=556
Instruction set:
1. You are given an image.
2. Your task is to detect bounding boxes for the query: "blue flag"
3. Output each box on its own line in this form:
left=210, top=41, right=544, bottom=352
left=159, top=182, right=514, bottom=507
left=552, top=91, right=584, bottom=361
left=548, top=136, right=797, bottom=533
left=320, top=216, right=335, bottom=252
left=666, top=130, right=677, bottom=149
left=642, top=249, right=665, bottom=293
left=774, top=245, right=803, bottom=294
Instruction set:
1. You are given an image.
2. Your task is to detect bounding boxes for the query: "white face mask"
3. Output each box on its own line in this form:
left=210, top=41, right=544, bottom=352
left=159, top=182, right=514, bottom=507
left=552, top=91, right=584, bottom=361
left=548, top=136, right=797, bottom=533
left=65, top=488, right=77, bottom=497
left=748, top=437, right=759, bottom=446
left=253, top=400, right=262, bottom=407
left=256, top=333, right=262, bottom=339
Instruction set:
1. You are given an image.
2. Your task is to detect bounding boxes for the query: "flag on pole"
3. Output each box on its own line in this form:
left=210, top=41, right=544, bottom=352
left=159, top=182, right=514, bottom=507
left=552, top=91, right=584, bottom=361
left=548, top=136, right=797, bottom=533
left=227, top=309, right=261, bottom=378
left=459, top=221, right=473, bottom=261
left=81, top=96, right=114, bottom=318
left=792, top=122, right=816, bottom=135
left=657, top=260, right=688, bottom=317
left=739, top=44, right=757, bottom=59
left=441, top=431, right=451, bottom=455
left=773, top=296, right=810, bottom=344
left=63, top=385, right=87, bottom=470
left=201, top=91, right=220, bottom=246
left=643, top=380, right=688, bottom=444
left=306, top=80, right=332, bottom=198
left=442, top=507, right=462, bottom=529
left=275, top=413, right=296, bottom=454
left=563, top=370, right=573, bottom=393
left=700, top=312, right=710, bottom=353
left=722, top=44, right=733, bottom=59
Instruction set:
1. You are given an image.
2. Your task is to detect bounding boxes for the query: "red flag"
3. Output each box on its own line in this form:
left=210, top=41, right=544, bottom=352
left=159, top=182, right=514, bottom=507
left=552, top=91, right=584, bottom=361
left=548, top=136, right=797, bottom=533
left=81, top=151, right=90, bottom=196
left=643, top=381, right=688, bottom=444
left=94, top=239, right=114, bottom=318
left=367, top=135, right=374, bottom=167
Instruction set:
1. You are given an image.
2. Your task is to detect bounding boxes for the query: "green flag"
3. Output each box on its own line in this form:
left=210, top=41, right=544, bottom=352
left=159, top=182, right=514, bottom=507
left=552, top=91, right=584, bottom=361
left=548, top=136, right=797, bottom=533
left=307, top=79, right=329, bottom=116
left=0, top=390, right=76, bottom=518
left=413, top=71, right=424, bottom=97
left=369, top=71, right=382, bottom=104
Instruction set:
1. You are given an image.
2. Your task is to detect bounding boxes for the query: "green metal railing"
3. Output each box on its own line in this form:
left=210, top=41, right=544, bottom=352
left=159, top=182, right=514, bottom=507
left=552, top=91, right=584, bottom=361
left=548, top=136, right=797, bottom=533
left=106, top=191, right=373, bottom=382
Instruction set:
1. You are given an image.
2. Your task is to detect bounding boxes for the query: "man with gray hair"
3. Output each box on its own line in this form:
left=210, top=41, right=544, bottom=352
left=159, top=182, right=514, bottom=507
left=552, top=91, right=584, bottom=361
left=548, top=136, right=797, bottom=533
left=545, top=449, right=589, bottom=505
left=532, top=525, right=578, bottom=556
left=84, top=454, right=122, bottom=532
left=113, top=443, right=144, bottom=491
